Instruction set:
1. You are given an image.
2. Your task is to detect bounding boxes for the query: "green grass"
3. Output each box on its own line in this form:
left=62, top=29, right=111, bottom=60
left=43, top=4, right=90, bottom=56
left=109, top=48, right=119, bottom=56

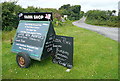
left=2, top=30, right=16, bottom=41
left=2, top=21, right=118, bottom=79
left=0, top=31, right=2, bottom=80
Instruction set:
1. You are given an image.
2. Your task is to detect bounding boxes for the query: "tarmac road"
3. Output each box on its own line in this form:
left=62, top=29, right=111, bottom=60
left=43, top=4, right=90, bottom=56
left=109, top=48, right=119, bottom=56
left=72, top=17, right=119, bottom=42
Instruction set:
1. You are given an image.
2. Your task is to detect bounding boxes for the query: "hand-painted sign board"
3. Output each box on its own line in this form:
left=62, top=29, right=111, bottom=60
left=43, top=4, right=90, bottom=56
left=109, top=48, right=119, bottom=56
left=12, top=12, right=74, bottom=69
left=12, top=20, right=55, bottom=61
left=52, top=35, right=73, bottom=69
left=19, top=12, right=53, bottom=21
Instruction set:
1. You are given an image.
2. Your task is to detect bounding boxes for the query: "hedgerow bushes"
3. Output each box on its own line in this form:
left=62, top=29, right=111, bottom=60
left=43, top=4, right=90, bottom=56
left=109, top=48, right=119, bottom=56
left=85, top=10, right=119, bottom=27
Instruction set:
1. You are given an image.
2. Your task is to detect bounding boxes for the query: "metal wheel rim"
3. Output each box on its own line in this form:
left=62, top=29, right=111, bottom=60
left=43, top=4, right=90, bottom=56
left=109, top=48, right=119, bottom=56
left=18, top=56, right=25, bottom=66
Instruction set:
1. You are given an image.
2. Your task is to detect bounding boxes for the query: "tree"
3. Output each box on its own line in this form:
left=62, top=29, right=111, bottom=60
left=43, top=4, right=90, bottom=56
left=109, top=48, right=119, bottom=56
left=80, top=11, right=84, bottom=18
left=112, top=10, right=116, bottom=14
left=26, top=6, right=41, bottom=12
left=85, top=10, right=118, bottom=27
left=59, top=4, right=70, bottom=10
left=2, top=1, right=24, bottom=31
left=107, top=10, right=112, bottom=16
left=2, top=1, right=58, bottom=31
left=112, top=10, right=116, bottom=16
left=59, top=4, right=81, bottom=20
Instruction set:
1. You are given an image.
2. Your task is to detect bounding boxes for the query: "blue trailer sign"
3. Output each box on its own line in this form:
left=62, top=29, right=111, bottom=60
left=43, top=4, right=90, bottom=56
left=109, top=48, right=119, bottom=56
left=12, top=20, right=53, bottom=61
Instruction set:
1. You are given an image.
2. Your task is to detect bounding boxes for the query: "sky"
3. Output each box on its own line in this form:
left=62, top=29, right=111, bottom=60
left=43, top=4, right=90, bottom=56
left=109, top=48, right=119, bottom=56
left=1, top=0, right=120, bottom=14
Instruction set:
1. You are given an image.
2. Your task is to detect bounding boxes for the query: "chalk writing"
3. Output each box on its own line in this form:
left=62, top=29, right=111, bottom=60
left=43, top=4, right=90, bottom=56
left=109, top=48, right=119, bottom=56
left=52, top=35, right=73, bottom=69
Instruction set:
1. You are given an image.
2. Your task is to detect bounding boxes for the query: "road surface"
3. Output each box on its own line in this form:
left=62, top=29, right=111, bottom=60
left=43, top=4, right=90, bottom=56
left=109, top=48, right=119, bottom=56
left=72, top=17, right=119, bottom=42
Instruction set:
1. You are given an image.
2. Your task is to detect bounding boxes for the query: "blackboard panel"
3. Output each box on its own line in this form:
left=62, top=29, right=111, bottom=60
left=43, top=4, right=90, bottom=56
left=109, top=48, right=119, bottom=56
left=53, top=35, right=73, bottom=69
left=12, top=20, right=50, bottom=61
left=41, top=22, right=56, bottom=60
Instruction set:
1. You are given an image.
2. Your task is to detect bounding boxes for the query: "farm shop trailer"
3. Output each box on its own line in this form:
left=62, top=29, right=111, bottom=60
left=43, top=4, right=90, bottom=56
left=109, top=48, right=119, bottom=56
left=11, top=12, right=73, bottom=69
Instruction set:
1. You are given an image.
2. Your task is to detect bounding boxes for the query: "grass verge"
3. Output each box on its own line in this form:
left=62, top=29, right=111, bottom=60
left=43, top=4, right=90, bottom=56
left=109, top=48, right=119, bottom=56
left=0, top=31, right=2, bottom=80
left=2, top=21, right=118, bottom=79
left=85, top=19, right=119, bottom=28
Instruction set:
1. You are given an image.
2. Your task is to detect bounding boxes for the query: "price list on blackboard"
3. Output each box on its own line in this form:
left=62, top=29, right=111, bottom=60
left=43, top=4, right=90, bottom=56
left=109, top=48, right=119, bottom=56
left=53, top=35, right=73, bottom=69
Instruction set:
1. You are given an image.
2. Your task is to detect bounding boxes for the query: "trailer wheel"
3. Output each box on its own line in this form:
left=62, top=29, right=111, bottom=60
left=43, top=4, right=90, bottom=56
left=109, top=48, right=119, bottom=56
left=16, top=52, right=31, bottom=68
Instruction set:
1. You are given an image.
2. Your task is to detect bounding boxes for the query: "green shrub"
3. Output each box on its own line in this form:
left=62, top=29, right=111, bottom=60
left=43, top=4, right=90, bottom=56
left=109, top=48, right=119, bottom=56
left=85, top=10, right=119, bottom=27
left=3, top=26, right=13, bottom=31
left=52, top=18, right=64, bottom=27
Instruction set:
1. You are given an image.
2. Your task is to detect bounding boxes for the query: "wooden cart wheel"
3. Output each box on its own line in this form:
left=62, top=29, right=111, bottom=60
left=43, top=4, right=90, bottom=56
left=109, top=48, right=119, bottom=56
left=16, top=52, right=31, bottom=68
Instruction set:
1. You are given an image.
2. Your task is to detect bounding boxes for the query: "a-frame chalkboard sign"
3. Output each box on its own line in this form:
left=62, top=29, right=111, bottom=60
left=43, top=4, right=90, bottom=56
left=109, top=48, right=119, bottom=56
left=11, top=12, right=74, bottom=69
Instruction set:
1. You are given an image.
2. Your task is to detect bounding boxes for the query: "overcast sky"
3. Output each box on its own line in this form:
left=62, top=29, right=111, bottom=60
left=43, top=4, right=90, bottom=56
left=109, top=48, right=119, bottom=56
left=1, top=0, right=120, bottom=14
